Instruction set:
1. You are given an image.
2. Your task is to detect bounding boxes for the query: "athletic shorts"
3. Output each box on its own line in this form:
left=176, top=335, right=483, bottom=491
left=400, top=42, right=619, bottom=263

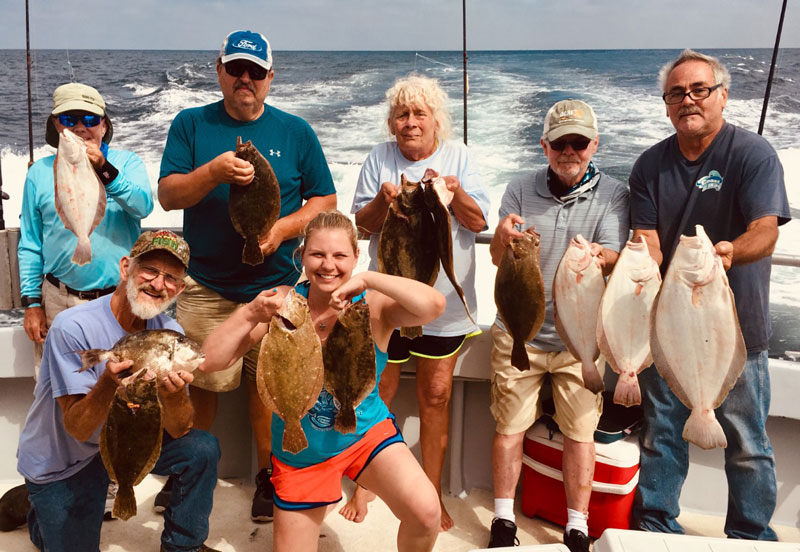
left=271, top=418, right=405, bottom=511
left=176, top=275, right=259, bottom=392
left=489, top=323, right=602, bottom=442
left=387, top=329, right=479, bottom=363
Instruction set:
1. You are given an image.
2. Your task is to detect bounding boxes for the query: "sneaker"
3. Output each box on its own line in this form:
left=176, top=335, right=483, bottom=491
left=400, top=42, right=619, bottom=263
left=563, top=529, right=591, bottom=552
left=487, top=517, right=519, bottom=548
left=251, top=468, right=274, bottom=522
left=104, top=482, right=118, bottom=521
left=154, top=476, right=174, bottom=514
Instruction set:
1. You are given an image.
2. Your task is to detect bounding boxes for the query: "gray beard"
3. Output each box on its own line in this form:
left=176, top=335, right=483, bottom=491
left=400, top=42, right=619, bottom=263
left=126, top=278, right=176, bottom=320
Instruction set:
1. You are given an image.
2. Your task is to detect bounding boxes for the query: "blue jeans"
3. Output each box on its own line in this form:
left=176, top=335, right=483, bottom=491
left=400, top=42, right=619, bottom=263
left=633, top=350, right=777, bottom=540
left=26, top=429, right=220, bottom=552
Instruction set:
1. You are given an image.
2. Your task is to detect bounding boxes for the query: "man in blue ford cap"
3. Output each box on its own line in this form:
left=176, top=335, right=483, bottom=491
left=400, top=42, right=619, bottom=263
left=158, top=30, right=336, bottom=522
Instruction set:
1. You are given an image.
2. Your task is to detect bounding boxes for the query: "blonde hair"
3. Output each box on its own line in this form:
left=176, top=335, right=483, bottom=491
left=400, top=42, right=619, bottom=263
left=301, top=210, right=358, bottom=255
left=385, top=73, right=452, bottom=141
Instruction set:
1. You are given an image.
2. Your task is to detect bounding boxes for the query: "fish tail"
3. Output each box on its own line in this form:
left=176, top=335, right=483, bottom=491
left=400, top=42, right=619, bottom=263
left=112, top=485, right=137, bottom=521
left=400, top=326, right=422, bottom=339
left=242, top=238, right=265, bottom=266
left=613, top=374, right=642, bottom=407
left=581, top=361, right=605, bottom=394
left=72, top=236, right=92, bottom=266
left=282, top=420, right=308, bottom=454
left=510, top=340, right=530, bottom=371
left=334, top=407, right=358, bottom=434
left=76, top=349, right=108, bottom=372
left=683, top=408, right=727, bottom=450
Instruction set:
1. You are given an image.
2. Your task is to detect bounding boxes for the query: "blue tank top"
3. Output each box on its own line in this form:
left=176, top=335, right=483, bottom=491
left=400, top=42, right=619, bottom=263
left=271, top=281, right=390, bottom=467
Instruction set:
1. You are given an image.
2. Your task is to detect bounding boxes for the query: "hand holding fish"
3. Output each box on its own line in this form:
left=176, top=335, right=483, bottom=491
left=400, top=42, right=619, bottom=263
left=210, top=151, right=255, bottom=186
left=715, top=240, right=734, bottom=271
left=245, top=287, right=286, bottom=323
left=497, top=214, right=528, bottom=247
left=378, top=181, right=400, bottom=205
left=329, top=273, right=369, bottom=310
left=158, top=369, right=194, bottom=395
left=84, top=141, right=106, bottom=170
left=258, top=220, right=286, bottom=257
left=102, top=358, right=135, bottom=387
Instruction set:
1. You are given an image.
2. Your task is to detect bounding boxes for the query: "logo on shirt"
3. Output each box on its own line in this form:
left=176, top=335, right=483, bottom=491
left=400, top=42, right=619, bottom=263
left=306, top=389, right=339, bottom=432
left=268, top=149, right=281, bottom=158
left=696, top=170, right=723, bottom=192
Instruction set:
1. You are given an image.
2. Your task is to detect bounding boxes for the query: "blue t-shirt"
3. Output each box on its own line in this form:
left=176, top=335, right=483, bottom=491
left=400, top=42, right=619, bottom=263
left=159, top=101, right=336, bottom=303
left=17, top=294, right=182, bottom=484
left=629, top=122, right=791, bottom=351
left=271, top=282, right=390, bottom=468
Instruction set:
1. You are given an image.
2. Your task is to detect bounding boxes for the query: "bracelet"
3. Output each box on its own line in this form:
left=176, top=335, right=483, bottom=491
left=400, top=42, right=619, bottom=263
left=26, top=303, right=42, bottom=309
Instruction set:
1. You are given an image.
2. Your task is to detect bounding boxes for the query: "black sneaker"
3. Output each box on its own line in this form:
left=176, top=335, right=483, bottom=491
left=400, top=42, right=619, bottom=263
left=154, top=476, right=174, bottom=514
left=487, top=517, right=519, bottom=548
left=251, top=468, right=274, bottom=522
left=563, top=529, right=591, bottom=552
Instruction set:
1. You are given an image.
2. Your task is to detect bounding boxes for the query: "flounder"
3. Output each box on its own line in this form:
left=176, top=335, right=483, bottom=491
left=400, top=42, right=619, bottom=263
left=494, top=231, right=546, bottom=371
left=230, top=137, right=281, bottom=266
left=100, top=368, right=162, bottom=520
left=54, top=128, right=106, bottom=265
left=322, top=299, right=376, bottom=434
left=553, top=235, right=606, bottom=393
left=257, top=289, right=324, bottom=453
left=0, top=484, right=30, bottom=532
left=597, top=236, right=661, bottom=406
left=650, top=225, right=746, bottom=449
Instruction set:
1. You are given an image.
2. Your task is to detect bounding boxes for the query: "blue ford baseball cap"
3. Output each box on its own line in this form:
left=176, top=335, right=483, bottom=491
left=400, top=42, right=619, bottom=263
left=220, top=30, right=272, bottom=71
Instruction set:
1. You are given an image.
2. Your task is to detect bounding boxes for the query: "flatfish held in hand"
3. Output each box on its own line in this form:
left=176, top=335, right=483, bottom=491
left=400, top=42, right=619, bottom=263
left=0, top=484, right=30, bottom=532
left=494, top=231, right=546, bottom=371
left=553, top=235, right=606, bottom=393
left=77, top=329, right=204, bottom=378
left=257, top=289, right=324, bottom=453
left=377, top=175, right=439, bottom=338
left=597, top=236, right=661, bottom=406
left=100, top=368, right=162, bottom=520
left=650, top=225, right=746, bottom=449
left=54, top=128, right=106, bottom=266
left=230, top=137, right=281, bottom=266
left=323, top=299, right=376, bottom=434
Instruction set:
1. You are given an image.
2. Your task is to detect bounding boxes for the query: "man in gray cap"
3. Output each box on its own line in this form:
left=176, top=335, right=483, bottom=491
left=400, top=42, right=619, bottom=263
left=19, top=82, right=153, bottom=381
left=486, top=99, right=630, bottom=551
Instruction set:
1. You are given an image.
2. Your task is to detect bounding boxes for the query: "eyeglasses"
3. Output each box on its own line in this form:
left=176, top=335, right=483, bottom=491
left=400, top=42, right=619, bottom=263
left=224, top=60, right=269, bottom=81
left=58, top=113, right=103, bottom=128
left=137, top=264, right=183, bottom=289
left=548, top=137, right=592, bottom=151
left=662, top=83, right=723, bottom=105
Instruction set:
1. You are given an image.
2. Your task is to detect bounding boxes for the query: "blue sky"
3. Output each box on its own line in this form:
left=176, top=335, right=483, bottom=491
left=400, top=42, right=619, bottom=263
left=1, top=0, right=798, bottom=50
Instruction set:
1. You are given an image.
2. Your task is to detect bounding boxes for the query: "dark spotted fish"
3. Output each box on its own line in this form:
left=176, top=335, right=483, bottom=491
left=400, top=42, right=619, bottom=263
left=0, top=484, right=30, bottom=532
left=100, top=368, right=162, bottom=520
left=322, top=299, right=376, bottom=434
left=494, top=231, right=546, bottom=370
left=257, top=289, right=324, bottom=453
left=230, top=137, right=281, bottom=266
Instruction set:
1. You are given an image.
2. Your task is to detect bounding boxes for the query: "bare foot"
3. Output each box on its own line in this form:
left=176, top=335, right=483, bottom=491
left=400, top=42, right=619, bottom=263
left=339, top=485, right=375, bottom=523
left=439, top=499, right=454, bottom=532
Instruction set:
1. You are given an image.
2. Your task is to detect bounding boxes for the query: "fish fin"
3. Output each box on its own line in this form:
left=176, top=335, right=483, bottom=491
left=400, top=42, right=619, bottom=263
left=613, top=372, right=642, bottom=407
left=400, top=326, right=422, bottom=339
left=76, top=349, right=110, bottom=372
left=511, top=339, right=530, bottom=371
left=88, top=177, right=106, bottom=235
left=650, top=288, right=693, bottom=408
left=683, top=408, right=727, bottom=449
left=581, top=360, right=605, bottom=394
left=282, top=419, right=309, bottom=454
left=242, top=238, right=265, bottom=266
left=713, top=288, right=747, bottom=408
left=595, top=301, right=621, bottom=374
left=71, top=236, right=92, bottom=266
left=112, top=485, right=137, bottom=521
left=334, top=407, right=358, bottom=434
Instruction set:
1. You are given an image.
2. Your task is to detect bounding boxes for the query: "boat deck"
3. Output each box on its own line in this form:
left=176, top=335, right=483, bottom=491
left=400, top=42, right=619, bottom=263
left=1, top=476, right=799, bottom=551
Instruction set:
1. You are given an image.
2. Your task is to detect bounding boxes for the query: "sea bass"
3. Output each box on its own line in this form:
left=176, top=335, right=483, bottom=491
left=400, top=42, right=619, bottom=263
left=650, top=225, right=746, bottom=449
left=54, top=128, right=106, bottom=265
left=494, top=231, right=546, bottom=371
left=597, top=236, right=661, bottom=406
left=100, top=368, right=162, bottom=520
left=553, top=235, right=606, bottom=393
left=77, top=329, right=204, bottom=378
left=230, top=137, right=281, bottom=266
left=322, top=299, right=376, bottom=433
left=257, top=289, right=324, bottom=453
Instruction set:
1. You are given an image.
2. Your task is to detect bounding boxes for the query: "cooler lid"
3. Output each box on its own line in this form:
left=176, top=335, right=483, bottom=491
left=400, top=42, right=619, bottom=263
left=525, top=421, right=640, bottom=467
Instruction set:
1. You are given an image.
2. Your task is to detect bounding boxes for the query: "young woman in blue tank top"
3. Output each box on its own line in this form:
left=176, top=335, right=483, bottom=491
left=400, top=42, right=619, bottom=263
left=201, top=210, right=446, bottom=552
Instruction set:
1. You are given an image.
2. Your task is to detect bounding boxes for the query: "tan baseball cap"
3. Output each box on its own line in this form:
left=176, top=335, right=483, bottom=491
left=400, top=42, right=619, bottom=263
left=45, top=83, right=114, bottom=147
left=542, top=99, right=598, bottom=142
left=130, top=230, right=190, bottom=268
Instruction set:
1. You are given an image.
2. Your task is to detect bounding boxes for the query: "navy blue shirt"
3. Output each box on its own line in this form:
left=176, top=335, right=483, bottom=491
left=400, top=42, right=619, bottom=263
left=630, top=122, right=790, bottom=352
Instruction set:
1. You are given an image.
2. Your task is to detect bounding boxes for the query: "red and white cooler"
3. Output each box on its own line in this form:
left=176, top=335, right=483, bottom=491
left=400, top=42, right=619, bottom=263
left=520, top=421, right=640, bottom=538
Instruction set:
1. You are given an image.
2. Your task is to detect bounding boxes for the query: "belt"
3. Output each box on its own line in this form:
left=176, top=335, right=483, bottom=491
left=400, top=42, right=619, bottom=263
left=45, top=273, right=116, bottom=300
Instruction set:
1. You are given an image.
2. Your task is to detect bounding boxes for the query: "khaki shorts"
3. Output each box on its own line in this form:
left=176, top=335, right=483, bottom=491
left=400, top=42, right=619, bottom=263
left=177, top=275, right=260, bottom=392
left=489, top=323, right=602, bottom=442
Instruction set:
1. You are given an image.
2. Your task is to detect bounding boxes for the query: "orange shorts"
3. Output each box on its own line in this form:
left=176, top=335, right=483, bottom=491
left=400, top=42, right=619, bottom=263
left=271, top=417, right=404, bottom=511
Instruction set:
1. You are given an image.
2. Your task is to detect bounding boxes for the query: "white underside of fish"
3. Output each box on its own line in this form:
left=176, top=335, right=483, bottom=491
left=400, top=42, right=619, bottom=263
left=650, top=225, right=746, bottom=450
left=597, top=237, right=661, bottom=406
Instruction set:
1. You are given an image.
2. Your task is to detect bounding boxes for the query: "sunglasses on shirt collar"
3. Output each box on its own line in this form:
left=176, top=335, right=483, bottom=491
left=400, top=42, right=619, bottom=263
left=224, top=60, right=269, bottom=81
left=57, top=113, right=103, bottom=128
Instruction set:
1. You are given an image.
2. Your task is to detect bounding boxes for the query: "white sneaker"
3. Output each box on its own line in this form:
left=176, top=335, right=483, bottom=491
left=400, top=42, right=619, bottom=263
left=104, top=482, right=118, bottom=520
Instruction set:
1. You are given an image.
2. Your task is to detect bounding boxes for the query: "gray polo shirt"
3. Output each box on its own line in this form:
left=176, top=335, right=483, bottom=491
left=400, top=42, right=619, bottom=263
left=495, top=166, right=630, bottom=351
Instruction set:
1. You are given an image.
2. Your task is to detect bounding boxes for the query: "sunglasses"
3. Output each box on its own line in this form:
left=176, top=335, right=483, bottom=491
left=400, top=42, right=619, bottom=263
left=548, top=137, right=592, bottom=151
left=58, top=113, right=103, bottom=128
left=224, top=60, right=269, bottom=81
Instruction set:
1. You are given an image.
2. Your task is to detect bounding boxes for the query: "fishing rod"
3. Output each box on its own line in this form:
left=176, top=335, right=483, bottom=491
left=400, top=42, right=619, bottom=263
left=26, top=0, right=34, bottom=165
left=462, top=0, right=468, bottom=145
left=758, top=0, right=788, bottom=135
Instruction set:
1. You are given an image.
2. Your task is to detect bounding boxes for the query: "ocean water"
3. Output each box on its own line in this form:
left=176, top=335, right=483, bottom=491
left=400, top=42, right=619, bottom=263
left=1, top=48, right=798, bottom=353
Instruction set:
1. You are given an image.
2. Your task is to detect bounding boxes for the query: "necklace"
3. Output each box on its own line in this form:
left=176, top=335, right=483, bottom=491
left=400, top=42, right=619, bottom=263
left=318, top=321, right=327, bottom=330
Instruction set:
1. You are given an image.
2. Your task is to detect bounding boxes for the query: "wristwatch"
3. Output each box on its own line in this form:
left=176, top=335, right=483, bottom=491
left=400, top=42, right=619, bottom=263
left=21, top=296, right=42, bottom=308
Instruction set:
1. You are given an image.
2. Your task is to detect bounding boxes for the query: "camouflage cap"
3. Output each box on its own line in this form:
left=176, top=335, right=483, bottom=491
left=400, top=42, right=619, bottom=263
left=130, top=230, right=190, bottom=268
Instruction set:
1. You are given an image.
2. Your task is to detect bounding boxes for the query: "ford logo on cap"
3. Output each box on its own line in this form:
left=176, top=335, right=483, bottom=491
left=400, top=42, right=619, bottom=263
left=234, top=39, right=262, bottom=52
